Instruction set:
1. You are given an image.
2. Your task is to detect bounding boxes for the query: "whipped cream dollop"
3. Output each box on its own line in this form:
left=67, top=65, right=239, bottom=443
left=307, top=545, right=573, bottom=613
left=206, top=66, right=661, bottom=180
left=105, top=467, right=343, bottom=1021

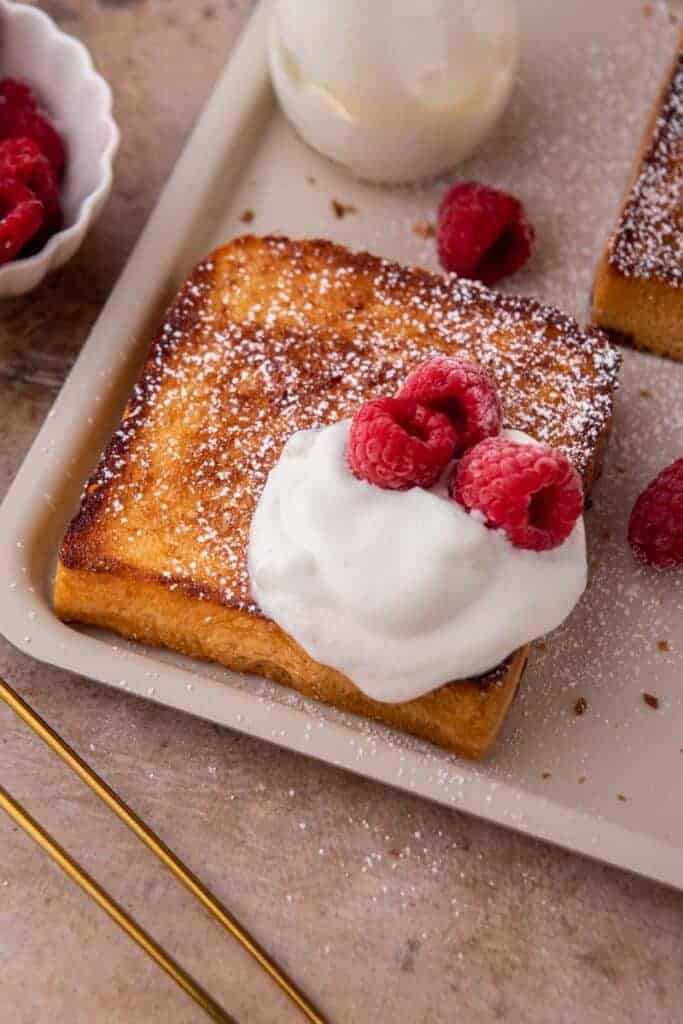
left=248, top=421, right=587, bottom=704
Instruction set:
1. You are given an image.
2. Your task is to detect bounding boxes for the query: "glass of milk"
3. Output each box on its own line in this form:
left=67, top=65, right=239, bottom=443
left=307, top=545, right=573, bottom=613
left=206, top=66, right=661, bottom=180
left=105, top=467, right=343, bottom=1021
left=268, top=0, right=519, bottom=185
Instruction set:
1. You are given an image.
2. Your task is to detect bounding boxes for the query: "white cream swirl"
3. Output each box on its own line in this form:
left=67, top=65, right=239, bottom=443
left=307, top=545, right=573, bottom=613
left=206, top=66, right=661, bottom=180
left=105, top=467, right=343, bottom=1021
left=248, top=421, right=586, bottom=703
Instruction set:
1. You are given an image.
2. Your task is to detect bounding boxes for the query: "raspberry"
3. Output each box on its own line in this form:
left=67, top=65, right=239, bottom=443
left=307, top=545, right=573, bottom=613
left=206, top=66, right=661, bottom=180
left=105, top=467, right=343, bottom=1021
left=3, top=109, right=65, bottom=177
left=0, top=178, right=45, bottom=263
left=398, top=356, right=502, bottom=455
left=0, top=98, right=65, bottom=178
left=0, top=78, right=66, bottom=177
left=628, top=458, right=683, bottom=570
left=0, top=79, right=37, bottom=112
left=348, top=396, right=458, bottom=490
left=436, top=181, right=535, bottom=285
left=0, top=137, right=60, bottom=223
left=453, top=437, right=584, bottom=551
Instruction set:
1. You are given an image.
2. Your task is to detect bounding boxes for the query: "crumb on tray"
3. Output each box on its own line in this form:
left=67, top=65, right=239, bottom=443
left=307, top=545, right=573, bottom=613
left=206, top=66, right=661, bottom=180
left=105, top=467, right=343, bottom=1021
left=413, top=221, right=435, bottom=239
left=332, top=198, right=357, bottom=219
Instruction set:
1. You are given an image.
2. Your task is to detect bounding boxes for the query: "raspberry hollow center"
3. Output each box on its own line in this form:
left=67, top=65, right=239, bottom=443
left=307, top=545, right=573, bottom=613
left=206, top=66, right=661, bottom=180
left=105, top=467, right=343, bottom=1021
left=528, top=485, right=561, bottom=532
left=396, top=407, right=430, bottom=442
left=430, top=397, right=468, bottom=437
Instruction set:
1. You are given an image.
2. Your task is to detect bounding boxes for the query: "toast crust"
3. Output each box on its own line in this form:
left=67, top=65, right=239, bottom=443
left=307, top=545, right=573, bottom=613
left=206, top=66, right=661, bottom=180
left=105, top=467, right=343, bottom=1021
left=592, top=35, right=683, bottom=360
left=54, top=565, right=529, bottom=760
left=55, top=236, right=619, bottom=758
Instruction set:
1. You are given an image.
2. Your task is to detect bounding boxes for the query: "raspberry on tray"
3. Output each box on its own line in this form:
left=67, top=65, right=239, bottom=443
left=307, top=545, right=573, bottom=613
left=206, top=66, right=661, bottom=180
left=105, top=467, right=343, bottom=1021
left=629, top=458, right=683, bottom=570
left=436, top=181, right=535, bottom=285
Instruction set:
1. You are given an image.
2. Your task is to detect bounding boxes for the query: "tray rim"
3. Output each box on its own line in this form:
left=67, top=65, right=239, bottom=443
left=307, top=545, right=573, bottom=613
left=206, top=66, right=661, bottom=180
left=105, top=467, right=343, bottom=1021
left=1, top=1, right=682, bottom=892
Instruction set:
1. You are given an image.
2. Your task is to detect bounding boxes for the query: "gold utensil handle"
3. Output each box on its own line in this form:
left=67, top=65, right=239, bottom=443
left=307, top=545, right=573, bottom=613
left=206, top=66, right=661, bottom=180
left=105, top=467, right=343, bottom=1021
left=0, top=783, right=236, bottom=1024
left=0, top=676, right=327, bottom=1024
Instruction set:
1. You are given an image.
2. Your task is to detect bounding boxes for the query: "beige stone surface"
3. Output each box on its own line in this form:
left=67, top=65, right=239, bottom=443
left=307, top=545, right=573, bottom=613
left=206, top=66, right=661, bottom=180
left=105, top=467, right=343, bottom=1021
left=1, top=3, right=683, bottom=1022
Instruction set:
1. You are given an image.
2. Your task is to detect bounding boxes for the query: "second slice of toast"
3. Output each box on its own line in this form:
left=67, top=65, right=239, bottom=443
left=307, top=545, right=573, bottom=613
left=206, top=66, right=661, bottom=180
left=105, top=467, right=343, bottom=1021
left=55, top=236, right=620, bottom=758
left=592, top=34, right=683, bottom=360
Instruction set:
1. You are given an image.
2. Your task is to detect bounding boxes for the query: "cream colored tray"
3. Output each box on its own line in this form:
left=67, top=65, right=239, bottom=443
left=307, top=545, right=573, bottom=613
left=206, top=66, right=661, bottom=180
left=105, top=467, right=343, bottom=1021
left=2, top=1, right=683, bottom=888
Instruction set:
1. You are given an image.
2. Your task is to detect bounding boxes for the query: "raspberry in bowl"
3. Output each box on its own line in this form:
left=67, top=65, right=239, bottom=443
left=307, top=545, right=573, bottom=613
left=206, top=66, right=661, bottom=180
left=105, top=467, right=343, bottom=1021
left=0, top=2, right=118, bottom=296
left=0, top=117, right=64, bottom=262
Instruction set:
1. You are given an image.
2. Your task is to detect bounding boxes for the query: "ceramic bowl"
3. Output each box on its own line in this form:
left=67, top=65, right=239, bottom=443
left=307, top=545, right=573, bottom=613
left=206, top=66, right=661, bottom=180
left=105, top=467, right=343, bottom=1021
left=0, top=1, right=119, bottom=296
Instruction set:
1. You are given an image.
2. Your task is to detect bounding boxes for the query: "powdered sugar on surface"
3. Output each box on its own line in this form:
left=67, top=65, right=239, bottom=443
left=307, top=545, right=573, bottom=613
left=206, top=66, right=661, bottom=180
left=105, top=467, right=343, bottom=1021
left=77, top=237, right=617, bottom=613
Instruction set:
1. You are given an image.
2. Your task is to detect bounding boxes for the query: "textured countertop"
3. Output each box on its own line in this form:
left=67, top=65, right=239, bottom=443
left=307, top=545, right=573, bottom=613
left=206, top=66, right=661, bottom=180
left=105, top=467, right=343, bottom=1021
left=1, top=3, right=683, bottom=1022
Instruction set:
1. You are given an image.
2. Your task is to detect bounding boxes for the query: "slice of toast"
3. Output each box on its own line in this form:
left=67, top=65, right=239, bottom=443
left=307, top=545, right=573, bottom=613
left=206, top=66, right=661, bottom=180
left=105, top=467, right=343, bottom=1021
left=54, top=236, right=620, bottom=759
left=592, top=34, right=683, bottom=360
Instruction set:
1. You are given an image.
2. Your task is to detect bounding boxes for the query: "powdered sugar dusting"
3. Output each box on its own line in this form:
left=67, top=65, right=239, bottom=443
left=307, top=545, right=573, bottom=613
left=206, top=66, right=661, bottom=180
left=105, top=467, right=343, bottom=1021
left=610, top=46, right=683, bottom=284
left=65, top=237, right=618, bottom=614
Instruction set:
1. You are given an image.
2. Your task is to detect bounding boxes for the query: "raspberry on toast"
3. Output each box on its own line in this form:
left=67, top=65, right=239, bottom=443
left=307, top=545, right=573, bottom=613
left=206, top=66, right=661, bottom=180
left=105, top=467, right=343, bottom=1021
left=54, top=236, right=620, bottom=759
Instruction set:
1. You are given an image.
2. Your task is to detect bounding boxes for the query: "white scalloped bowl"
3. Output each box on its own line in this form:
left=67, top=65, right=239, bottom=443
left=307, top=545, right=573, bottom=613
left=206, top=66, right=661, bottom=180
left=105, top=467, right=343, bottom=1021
left=0, top=1, right=119, bottom=296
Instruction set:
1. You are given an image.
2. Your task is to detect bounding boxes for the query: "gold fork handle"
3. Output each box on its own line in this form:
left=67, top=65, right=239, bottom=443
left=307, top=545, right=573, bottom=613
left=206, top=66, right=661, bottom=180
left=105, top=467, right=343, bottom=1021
left=0, top=784, right=237, bottom=1023
left=0, top=676, right=327, bottom=1024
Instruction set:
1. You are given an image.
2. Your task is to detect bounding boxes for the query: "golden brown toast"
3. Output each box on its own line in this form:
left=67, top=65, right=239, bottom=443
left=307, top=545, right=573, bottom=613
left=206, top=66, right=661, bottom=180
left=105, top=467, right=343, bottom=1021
left=55, top=236, right=620, bottom=759
left=592, top=34, right=683, bottom=360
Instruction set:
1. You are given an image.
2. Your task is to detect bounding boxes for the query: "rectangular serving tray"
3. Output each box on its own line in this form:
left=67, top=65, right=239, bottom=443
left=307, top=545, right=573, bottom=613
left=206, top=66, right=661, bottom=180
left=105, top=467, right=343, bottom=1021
left=2, top=0, right=683, bottom=888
